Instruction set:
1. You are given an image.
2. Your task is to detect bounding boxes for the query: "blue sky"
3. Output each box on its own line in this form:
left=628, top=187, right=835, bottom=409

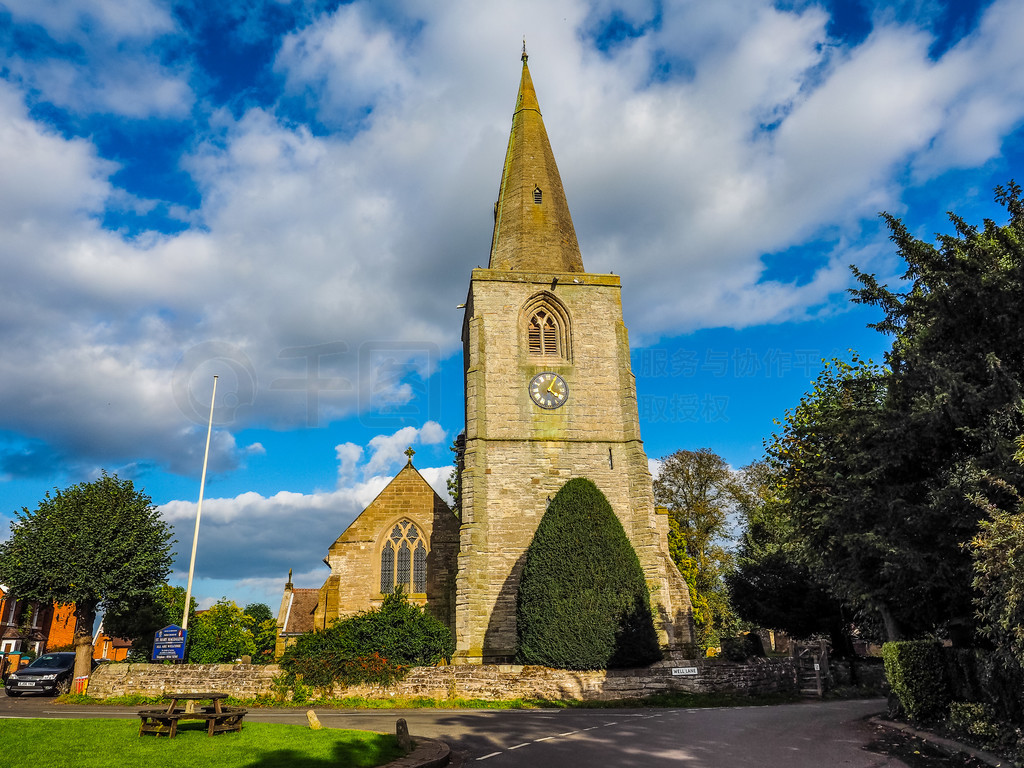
left=1, top=0, right=1022, bottom=610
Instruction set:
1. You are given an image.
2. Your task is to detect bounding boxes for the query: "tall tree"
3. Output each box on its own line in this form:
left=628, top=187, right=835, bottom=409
left=764, top=182, right=1024, bottom=642
left=726, top=461, right=852, bottom=652
left=653, top=449, right=742, bottom=651
left=0, top=472, right=174, bottom=680
left=187, top=599, right=256, bottom=663
left=243, top=603, right=278, bottom=663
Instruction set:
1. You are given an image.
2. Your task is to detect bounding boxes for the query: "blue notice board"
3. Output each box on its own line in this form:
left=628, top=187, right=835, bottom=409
left=153, top=625, right=187, bottom=661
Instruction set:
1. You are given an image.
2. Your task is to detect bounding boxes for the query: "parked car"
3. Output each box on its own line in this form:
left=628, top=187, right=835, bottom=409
left=3, top=652, right=77, bottom=697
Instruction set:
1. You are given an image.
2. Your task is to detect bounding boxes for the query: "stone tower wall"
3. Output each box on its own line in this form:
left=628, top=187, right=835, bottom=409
left=457, top=268, right=693, bottom=662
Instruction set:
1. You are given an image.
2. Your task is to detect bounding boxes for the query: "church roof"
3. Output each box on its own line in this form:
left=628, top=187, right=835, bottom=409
left=488, top=50, right=584, bottom=273
left=280, top=588, right=319, bottom=636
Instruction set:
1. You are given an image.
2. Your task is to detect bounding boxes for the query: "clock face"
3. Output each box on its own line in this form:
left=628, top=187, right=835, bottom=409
left=529, top=372, right=568, bottom=409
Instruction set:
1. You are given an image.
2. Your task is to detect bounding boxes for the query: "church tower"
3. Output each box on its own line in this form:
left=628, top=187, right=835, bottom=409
left=456, top=51, right=694, bottom=663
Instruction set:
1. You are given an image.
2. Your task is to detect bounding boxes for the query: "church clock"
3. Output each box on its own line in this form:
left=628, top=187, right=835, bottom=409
left=529, top=371, right=568, bottom=409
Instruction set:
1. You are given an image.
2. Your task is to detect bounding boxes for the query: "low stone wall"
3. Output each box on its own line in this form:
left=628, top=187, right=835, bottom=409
left=87, top=657, right=800, bottom=702
left=87, top=663, right=282, bottom=700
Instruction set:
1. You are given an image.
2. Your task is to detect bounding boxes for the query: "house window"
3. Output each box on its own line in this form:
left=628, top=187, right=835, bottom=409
left=380, top=520, right=428, bottom=594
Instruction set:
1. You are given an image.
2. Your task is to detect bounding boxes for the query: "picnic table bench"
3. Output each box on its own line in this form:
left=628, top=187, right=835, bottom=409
left=138, top=692, right=247, bottom=738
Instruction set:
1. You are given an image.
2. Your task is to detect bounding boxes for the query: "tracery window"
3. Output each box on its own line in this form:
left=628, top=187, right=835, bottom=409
left=380, top=519, right=427, bottom=594
left=523, top=293, right=571, bottom=361
left=528, top=309, right=559, bottom=356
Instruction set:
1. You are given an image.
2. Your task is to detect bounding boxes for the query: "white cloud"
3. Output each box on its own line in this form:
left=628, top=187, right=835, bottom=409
left=1, top=0, right=1023, bottom=488
left=1, top=0, right=176, bottom=41
left=158, top=430, right=453, bottom=603
left=365, top=422, right=446, bottom=476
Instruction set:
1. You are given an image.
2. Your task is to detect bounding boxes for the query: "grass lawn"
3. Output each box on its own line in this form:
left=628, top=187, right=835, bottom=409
left=0, top=719, right=405, bottom=768
left=63, top=689, right=806, bottom=710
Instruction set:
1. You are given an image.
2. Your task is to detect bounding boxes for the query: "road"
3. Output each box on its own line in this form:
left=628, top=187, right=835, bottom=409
left=1, top=692, right=905, bottom=767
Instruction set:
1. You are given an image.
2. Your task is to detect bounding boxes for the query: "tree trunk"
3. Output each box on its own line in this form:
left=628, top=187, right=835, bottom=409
left=878, top=604, right=903, bottom=642
left=72, top=603, right=97, bottom=685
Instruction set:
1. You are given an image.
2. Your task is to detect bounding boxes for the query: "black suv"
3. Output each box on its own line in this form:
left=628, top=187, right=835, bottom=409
left=4, top=652, right=77, bottom=697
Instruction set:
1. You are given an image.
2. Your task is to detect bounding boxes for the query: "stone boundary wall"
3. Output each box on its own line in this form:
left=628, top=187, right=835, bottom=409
left=87, top=658, right=800, bottom=701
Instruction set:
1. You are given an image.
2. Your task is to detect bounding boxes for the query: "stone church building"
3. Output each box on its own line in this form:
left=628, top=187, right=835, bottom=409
left=276, top=52, right=694, bottom=663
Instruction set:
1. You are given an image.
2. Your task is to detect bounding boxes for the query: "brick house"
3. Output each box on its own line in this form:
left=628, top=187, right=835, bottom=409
left=0, top=585, right=77, bottom=657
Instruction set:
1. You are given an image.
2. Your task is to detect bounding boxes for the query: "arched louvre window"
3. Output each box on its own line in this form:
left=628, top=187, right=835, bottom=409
left=528, top=310, right=559, bottom=356
left=380, top=519, right=428, bottom=594
left=523, top=294, right=571, bottom=361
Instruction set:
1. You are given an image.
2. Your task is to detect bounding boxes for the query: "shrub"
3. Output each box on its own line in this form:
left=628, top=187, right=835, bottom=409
left=949, top=702, right=1001, bottom=745
left=516, top=478, right=662, bottom=670
left=720, top=632, right=765, bottom=662
left=883, top=640, right=951, bottom=722
left=280, top=589, right=453, bottom=689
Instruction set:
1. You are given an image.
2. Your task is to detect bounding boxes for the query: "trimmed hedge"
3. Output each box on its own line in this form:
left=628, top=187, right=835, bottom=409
left=516, top=478, right=662, bottom=670
left=883, top=640, right=951, bottom=722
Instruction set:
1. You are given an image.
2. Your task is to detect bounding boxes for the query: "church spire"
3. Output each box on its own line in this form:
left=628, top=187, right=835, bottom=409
left=488, top=51, right=584, bottom=273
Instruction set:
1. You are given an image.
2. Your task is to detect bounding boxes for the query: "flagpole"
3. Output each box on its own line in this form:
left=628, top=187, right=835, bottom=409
left=183, top=375, right=217, bottom=631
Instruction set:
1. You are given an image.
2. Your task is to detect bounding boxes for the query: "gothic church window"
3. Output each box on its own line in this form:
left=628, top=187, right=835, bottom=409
left=523, top=293, right=571, bottom=361
left=380, top=519, right=428, bottom=594
left=534, top=186, right=542, bottom=204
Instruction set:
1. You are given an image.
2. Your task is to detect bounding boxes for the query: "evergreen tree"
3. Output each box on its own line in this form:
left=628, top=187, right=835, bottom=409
left=764, top=182, right=1024, bottom=642
left=516, top=478, right=661, bottom=669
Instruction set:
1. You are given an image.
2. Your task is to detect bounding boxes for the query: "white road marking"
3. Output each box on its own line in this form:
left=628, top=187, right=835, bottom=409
left=477, top=752, right=502, bottom=761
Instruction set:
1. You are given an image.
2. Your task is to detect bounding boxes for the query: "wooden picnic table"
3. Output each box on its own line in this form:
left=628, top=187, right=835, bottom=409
left=138, top=692, right=247, bottom=738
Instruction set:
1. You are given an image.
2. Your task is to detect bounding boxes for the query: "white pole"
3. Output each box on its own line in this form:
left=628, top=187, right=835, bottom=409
left=183, top=375, right=217, bottom=631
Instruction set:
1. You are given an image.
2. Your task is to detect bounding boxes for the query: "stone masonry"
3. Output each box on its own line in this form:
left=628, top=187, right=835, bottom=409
left=457, top=268, right=694, bottom=661
left=87, top=658, right=799, bottom=701
left=311, top=463, right=460, bottom=635
left=455, top=53, right=694, bottom=662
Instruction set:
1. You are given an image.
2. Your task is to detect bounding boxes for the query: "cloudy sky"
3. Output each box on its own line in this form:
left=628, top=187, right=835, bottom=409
left=1, top=0, right=1022, bottom=611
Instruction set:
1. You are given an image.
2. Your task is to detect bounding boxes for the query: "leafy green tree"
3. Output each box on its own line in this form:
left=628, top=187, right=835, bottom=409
left=243, top=602, right=273, bottom=625
left=846, top=182, right=1024, bottom=640
left=516, top=478, right=662, bottom=669
left=968, top=436, right=1024, bottom=670
left=726, top=461, right=852, bottom=652
left=243, top=603, right=277, bottom=663
left=653, top=449, right=742, bottom=652
left=187, top=598, right=256, bottom=663
left=103, top=584, right=196, bottom=660
left=0, top=472, right=174, bottom=680
left=765, top=182, right=1024, bottom=642
left=763, top=356, right=901, bottom=639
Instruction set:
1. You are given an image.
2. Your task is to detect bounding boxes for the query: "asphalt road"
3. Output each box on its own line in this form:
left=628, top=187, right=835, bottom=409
left=0, top=692, right=903, bottom=767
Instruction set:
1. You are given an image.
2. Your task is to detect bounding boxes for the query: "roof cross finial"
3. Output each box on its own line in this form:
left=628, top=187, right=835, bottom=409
left=404, top=446, right=416, bottom=465
left=522, top=38, right=528, bottom=62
